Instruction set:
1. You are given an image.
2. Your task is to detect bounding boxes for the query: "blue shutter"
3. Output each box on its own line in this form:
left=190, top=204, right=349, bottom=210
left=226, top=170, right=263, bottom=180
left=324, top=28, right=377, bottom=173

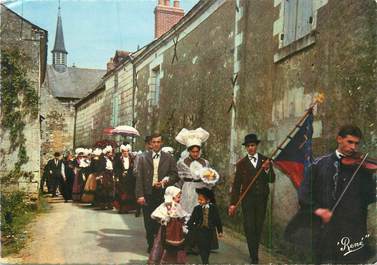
left=283, top=0, right=298, bottom=46
left=296, top=0, right=313, bottom=40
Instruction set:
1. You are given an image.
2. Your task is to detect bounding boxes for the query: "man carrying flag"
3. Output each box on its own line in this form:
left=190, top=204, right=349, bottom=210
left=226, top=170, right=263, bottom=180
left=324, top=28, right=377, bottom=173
left=228, top=133, right=275, bottom=264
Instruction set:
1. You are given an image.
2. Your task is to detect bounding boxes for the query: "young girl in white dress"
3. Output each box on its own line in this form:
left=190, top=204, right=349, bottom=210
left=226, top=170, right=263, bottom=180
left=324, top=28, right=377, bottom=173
left=148, top=186, right=188, bottom=264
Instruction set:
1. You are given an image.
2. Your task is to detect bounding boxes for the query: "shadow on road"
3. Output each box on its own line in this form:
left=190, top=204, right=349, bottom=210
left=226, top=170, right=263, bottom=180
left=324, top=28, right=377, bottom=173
left=84, top=227, right=148, bottom=258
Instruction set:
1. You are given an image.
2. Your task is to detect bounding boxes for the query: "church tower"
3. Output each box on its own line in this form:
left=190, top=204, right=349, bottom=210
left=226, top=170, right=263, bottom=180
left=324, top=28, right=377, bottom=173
left=51, top=1, right=68, bottom=72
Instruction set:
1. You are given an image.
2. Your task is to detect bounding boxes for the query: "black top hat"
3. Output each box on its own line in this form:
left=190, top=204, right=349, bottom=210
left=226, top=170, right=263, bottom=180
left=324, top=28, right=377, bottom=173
left=242, top=133, right=261, bottom=145
left=196, top=188, right=215, bottom=202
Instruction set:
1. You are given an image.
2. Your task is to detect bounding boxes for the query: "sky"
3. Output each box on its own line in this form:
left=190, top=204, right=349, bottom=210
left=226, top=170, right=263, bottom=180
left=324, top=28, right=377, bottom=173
left=3, top=0, right=199, bottom=69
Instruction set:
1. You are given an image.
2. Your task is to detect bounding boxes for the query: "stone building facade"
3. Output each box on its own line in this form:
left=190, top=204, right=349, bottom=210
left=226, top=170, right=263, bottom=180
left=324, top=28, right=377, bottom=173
left=0, top=4, right=47, bottom=192
left=74, top=50, right=137, bottom=148
left=74, top=0, right=376, bottom=257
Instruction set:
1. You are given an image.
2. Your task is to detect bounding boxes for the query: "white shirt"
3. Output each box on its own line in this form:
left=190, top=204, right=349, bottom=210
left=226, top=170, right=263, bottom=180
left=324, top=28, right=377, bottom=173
left=122, top=156, right=130, bottom=170
left=335, top=150, right=345, bottom=160
left=105, top=157, right=113, bottom=170
left=61, top=163, right=66, bottom=180
left=152, top=151, right=161, bottom=185
left=248, top=153, right=259, bottom=168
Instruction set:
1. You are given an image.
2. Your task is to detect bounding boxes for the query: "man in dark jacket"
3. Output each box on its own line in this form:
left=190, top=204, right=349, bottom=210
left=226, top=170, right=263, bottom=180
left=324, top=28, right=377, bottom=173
left=61, top=152, right=75, bottom=202
left=135, top=133, right=179, bottom=252
left=228, top=133, right=275, bottom=264
left=44, top=152, right=64, bottom=197
left=298, top=125, right=376, bottom=264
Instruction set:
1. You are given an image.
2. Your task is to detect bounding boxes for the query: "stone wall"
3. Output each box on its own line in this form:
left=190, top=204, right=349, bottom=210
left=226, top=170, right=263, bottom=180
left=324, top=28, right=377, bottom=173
left=0, top=5, right=47, bottom=192
left=40, top=80, right=76, bottom=166
left=133, top=0, right=235, bottom=193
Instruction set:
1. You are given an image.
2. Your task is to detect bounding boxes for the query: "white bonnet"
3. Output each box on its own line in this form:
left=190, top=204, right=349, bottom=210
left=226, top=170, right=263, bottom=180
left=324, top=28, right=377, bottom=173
left=93, top=148, right=102, bottom=156
left=164, top=186, right=181, bottom=203
left=175, top=127, right=209, bottom=148
left=102, top=145, right=113, bottom=154
left=120, top=144, right=132, bottom=152
left=75, top=147, right=85, bottom=155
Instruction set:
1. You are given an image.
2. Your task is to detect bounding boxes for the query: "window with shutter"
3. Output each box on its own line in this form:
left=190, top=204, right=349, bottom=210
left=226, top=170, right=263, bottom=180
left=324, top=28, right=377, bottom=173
left=283, top=0, right=298, bottom=46
left=282, top=0, right=313, bottom=47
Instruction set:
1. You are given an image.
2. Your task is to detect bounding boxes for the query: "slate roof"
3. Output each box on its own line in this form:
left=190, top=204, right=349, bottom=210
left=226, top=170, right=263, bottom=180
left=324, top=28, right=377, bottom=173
left=46, top=65, right=106, bottom=99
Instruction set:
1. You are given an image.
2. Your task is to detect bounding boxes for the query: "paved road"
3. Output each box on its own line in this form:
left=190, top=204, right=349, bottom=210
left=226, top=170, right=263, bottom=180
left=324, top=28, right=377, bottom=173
left=3, top=196, right=284, bottom=264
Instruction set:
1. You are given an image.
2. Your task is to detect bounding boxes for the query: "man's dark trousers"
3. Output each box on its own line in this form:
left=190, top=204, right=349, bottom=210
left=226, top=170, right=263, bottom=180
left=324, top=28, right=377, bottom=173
left=142, top=188, right=164, bottom=250
left=242, top=194, right=268, bottom=262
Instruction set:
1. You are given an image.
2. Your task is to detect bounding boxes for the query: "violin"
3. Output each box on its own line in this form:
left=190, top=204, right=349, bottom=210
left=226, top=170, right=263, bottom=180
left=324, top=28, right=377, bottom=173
left=341, top=152, right=377, bottom=172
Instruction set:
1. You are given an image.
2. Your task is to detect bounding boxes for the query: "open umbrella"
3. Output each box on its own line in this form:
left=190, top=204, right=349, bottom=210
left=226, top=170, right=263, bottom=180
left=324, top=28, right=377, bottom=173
left=112, top=125, right=140, bottom=137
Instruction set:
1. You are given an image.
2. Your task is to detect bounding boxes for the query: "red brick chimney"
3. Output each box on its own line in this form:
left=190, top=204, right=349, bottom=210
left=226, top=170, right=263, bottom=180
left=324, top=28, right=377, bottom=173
left=154, top=0, right=184, bottom=38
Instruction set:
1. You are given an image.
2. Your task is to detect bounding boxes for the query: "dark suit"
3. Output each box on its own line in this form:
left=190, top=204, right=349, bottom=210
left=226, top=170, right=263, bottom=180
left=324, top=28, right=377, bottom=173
left=44, top=158, right=64, bottom=196
left=135, top=150, right=179, bottom=250
left=62, top=159, right=74, bottom=200
left=187, top=203, right=223, bottom=264
left=230, top=153, right=275, bottom=262
left=298, top=152, right=376, bottom=264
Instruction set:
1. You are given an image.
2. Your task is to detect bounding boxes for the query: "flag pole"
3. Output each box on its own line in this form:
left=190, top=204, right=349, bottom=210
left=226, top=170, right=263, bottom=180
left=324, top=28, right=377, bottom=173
left=233, top=93, right=325, bottom=210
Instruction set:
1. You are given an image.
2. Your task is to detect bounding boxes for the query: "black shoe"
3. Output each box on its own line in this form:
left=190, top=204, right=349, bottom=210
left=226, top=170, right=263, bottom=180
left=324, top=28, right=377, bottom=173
left=64, top=200, right=68, bottom=203
left=251, top=258, right=259, bottom=264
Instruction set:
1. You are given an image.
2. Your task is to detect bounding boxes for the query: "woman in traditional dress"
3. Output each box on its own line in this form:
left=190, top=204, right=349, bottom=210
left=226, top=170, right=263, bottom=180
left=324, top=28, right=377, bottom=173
left=94, top=145, right=114, bottom=209
left=113, top=144, right=137, bottom=213
left=175, top=128, right=219, bottom=214
left=72, top=148, right=87, bottom=202
left=81, top=148, right=102, bottom=203
left=175, top=127, right=220, bottom=251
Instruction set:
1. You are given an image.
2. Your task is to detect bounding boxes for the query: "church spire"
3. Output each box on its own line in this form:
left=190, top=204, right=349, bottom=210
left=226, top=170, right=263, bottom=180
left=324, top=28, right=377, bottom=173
left=52, top=0, right=68, bottom=72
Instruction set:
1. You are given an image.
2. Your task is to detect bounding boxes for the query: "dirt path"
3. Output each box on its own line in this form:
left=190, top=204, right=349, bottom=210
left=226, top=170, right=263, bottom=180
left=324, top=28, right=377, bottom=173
left=1, top=196, right=286, bottom=264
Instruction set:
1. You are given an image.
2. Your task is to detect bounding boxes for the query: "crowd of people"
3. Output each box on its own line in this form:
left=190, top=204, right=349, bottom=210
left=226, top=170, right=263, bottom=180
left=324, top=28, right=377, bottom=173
left=40, top=125, right=376, bottom=264
left=41, top=128, right=223, bottom=264
left=41, top=143, right=140, bottom=214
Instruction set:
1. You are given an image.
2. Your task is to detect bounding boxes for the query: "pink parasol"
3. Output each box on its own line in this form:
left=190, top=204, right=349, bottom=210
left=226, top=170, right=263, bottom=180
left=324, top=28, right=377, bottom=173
left=112, top=125, right=140, bottom=137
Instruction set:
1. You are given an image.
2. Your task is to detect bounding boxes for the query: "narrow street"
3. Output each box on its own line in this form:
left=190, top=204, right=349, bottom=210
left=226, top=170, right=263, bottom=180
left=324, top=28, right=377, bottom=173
left=3, top=196, right=284, bottom=264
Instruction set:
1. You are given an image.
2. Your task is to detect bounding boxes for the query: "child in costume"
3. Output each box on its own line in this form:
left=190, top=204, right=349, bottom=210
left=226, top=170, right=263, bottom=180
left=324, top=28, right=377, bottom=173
left=148, top=186, right=188, bottom=264
left=187, top=187, right=223, bottom=264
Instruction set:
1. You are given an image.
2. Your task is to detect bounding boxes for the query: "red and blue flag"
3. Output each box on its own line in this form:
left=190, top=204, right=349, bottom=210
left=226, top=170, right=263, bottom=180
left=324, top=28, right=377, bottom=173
left=274, top=111, right=314, bottom=188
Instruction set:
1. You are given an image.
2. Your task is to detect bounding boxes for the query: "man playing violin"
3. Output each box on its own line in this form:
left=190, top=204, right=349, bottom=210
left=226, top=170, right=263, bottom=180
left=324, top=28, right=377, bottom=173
left=299, top=125, right=376, bottom=264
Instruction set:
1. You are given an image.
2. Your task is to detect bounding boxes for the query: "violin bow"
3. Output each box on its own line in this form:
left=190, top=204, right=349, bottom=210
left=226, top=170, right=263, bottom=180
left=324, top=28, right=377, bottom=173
left=330, top=153, right=369, bottom=213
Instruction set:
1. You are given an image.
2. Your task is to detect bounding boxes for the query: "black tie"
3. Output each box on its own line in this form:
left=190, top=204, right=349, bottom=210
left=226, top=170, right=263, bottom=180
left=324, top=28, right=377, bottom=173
left=153, top=153, right=159, bottom=159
